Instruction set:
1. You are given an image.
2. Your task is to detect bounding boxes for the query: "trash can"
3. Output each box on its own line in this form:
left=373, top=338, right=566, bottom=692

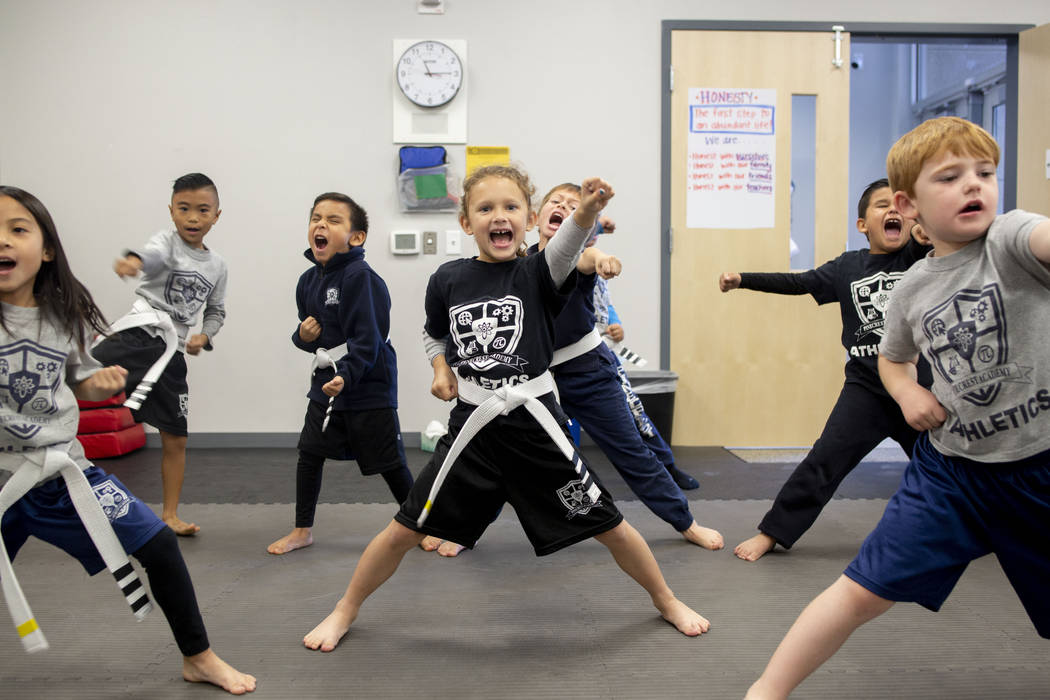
left=624, top=369, right=679, bottom=441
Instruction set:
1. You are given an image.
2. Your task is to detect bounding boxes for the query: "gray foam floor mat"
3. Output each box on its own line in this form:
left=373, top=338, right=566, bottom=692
left=2, top=499, right=1047, bottom=699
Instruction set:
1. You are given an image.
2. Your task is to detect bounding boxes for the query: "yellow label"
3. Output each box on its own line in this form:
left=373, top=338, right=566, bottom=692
left=17, top=618, right=39, bottom=637
left=465, top=146, right=510, bottom=176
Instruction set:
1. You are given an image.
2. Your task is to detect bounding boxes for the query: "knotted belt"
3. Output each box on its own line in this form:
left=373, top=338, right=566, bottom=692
left=416, top=370, right=602, bottom=527
left=311, top=345, right=344, bottom=432
left=0, top=448, right=153, bottom=653
left=550, top=328, right=602, bottom=368
left=94, top=299, right=179, bottom=411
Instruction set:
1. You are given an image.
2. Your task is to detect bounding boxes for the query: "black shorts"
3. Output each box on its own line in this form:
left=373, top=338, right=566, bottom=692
left=92, top=328, right=188, bottom=436
left=395, top=414, right=623, bottom=556
left=297, top=400, right=407, bottom=475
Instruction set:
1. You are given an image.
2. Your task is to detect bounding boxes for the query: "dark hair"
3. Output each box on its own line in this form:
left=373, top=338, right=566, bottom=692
left=311, top=192, right=369, bottom=234
left=173, top=173, right=218, bottom=197
left=857, top=178, right=890, bottom=219
left=0, top=186, right=109, bottom=347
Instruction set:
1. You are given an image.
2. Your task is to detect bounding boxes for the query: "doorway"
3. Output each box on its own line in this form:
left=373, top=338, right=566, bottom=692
left=659, top=21, right=1041, bottom=447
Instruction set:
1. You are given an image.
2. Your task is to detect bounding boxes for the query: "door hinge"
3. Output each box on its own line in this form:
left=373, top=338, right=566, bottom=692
left=668, top=64, right=674, bottom=93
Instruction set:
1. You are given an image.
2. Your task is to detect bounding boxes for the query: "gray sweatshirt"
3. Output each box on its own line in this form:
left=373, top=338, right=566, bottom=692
left=0, top=303, right=98, bottom=477
left=130, top=230, right=227, bottom=343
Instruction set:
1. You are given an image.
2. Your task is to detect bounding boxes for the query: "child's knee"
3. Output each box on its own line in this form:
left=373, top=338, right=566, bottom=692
left=594, top=520, right=633, bottom=547
left=833, top=575, right=894, bottom=619
left=133, top=527, right=182, bottom=569
left=382, top=520, right=427, bottom=549
left=160, top=431, right=187, bottom=449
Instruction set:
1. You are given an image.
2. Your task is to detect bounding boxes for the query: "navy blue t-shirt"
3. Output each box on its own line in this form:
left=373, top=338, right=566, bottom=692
left=740, top=237, right=932, bottom=395
left=425, top=250, right=574, bottom=427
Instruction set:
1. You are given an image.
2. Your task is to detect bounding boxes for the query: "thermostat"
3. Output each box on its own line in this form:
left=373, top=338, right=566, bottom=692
left=391, top=230, right=420, bottom=255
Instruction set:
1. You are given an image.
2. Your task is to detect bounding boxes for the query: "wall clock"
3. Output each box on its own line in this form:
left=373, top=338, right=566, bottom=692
left=396, top=40, right=463, bottom=108
left=392, top=39, right=467, bottom=144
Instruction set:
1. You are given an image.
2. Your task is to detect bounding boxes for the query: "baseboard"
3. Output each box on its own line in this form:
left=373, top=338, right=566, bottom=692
left=145, top=432, right=424, bottom=449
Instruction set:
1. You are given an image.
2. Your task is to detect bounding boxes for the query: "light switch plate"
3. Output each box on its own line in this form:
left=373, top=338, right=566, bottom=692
left=423, top=230, right=437, bottom=255
left=445, top=230, right=461, bottom=255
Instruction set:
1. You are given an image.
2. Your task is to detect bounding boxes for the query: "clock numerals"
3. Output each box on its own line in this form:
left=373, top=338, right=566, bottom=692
left=396, top=40, right=463, bottom=109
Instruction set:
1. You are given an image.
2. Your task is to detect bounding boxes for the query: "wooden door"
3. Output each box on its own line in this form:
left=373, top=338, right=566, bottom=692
left=669, top=30, right=850, bottom=446
left=1018, top=24, right=1050, bottom=213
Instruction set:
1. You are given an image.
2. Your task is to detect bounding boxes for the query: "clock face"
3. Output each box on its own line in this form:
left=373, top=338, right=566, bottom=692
left=396, top=40, right=463, bottom=108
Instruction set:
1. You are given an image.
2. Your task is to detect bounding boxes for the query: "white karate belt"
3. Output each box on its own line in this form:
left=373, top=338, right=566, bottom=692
left=311, top=346, right=343, bottom=432
left=0, top=448, right=153, bottom=653
left=416, top=370, right=602, bottom=527
left=550, top=328, right=602, bottom=368
left=94, top=298, right=179, bottom=411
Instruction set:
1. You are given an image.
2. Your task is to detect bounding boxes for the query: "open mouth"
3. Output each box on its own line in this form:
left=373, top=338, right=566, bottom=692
left=0, top=257, right=14, bottom=271
left=548, top=211, right=565, bottom=229
left=489, top=228, right=514, bottom=247
left=884, top=217, right=902, bottom=237
left=314, top=234, right=329, bottom=251
left=961, top=201, right=983, bottom=214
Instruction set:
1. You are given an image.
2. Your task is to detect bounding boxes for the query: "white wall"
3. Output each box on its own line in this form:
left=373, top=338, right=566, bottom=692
left=2, top=1, right=1048, bottom=440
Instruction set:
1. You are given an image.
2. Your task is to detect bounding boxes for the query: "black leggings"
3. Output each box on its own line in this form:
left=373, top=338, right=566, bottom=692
left=758, top=382, right=919, bottom=548
left=295, top=451, right=414, bottom=527
left=132, top=527, right=209, bottom=656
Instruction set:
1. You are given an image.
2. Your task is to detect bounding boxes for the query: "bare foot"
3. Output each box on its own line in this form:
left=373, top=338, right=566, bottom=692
left=734, top=532, right=776, bottom=562
left=304, top=600, right=357, bottom=652
left=183, top=648, right=256, bottom=695
left=419, top=535, right=441, bottom=551
left=437, top=541, right=466, bottom=557
left=655, top=596, right=710, bottom=637
left=681, top=522, right=724, bottom=550
left=164, top=516, right=200, bottom=536
left=267, top=528, right=313, bottom=555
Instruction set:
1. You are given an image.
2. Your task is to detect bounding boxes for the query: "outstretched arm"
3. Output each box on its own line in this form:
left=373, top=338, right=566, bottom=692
left=577, top=247, right=621, bottom=279
left=719, top=272, right=741, bottom=292
left=878, top=354, right=946, bottom=431
left=574, top=177, right=614, bottom=230
left=113, top=254, right=143, bottom=279
left=1027, top=219, right=1050, bottom=264
left=545, top=177, right=615, bottom=287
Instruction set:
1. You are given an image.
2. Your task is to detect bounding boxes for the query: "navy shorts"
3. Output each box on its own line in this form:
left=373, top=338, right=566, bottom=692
left=845, top=433, right=1050, bottom=638
left=92, top=327, right=189, bottom=436
left=395, top=412, right=623, bottom=556
left=296, top=401, right=407, bottom=474
left=2, top=466, right=168, bottom=576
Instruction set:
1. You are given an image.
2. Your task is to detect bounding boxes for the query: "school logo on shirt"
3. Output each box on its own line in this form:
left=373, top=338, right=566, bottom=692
left=93, top=479, right=133, bottom=520
left=850, top=271, right=905, bottom=339
left=165, top=270, right=214, bottom=322
left=0, top=339, right=64, bottom=440
left=922, top=283, right=1029, bottom=407
left=325, top=287, right=340, bottom=306
left=449, top=297, right=526, bottom=371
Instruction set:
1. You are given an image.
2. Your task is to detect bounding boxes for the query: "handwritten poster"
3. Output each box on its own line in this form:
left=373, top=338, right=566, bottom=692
left=686, top=88, right=776, bottom=229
